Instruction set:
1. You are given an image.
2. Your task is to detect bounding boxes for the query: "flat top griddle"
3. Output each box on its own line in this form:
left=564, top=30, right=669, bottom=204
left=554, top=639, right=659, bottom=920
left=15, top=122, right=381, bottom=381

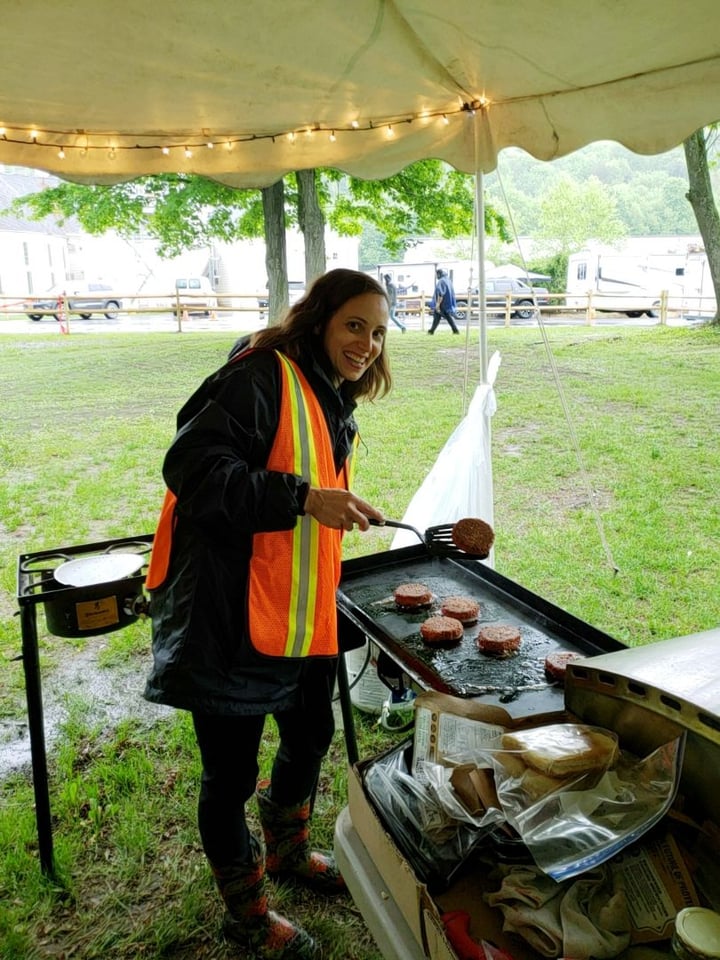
left=338, top=545, right=624, bottom=717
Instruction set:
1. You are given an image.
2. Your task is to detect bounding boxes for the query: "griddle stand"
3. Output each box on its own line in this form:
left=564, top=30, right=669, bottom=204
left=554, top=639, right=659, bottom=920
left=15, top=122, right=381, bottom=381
left=15, top=534, right=155, bottom=877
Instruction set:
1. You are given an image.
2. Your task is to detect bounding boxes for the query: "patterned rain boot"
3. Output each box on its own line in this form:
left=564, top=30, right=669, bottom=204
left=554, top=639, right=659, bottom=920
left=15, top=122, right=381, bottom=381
left=256, top=779, right=346, bottom=894
left=212, top=832, right=319, bottom=959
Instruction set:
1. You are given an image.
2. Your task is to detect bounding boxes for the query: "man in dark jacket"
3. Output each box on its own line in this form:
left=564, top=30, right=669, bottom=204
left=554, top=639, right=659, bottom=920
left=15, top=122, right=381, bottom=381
left=429, top=267, right=460, bottom=334
left=144, top=269, right=392, bottom=959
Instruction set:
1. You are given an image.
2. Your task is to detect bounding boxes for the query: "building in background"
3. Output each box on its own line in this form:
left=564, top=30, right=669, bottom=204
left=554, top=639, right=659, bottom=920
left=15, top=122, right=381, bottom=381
left=0, top=168, right=359, bottom=308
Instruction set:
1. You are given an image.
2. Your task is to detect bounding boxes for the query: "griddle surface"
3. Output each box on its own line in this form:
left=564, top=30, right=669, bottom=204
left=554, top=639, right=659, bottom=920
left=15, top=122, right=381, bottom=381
left=339, top=548, right=623, bottom=715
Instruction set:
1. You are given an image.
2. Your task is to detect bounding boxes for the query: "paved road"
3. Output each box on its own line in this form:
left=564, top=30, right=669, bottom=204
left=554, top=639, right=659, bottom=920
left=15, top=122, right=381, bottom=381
left=0, top=308, right=704, bottom=336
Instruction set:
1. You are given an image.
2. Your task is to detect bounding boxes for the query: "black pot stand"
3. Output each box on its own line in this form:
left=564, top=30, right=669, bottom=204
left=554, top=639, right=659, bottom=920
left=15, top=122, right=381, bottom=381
left=15, top=534, right=154, bottom=877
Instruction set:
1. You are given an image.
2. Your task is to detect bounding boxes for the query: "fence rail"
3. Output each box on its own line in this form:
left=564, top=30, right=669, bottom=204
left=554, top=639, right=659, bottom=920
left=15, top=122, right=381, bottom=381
left=1, top=288, right=717, bottom=329
left=394, top=289, right=717, bottom=325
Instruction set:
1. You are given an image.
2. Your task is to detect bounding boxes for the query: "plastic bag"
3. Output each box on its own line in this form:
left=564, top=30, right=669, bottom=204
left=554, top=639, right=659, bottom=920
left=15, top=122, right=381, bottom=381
left=391, top=351, right=500, bottom=552
left=482, top=723, right=686, bottom=881
left=363, top=741, right=498, bottom=891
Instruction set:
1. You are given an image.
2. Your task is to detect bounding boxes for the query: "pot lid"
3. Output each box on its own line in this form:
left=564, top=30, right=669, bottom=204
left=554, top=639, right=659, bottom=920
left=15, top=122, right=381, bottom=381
left=54, top=553, right=144, bottom=587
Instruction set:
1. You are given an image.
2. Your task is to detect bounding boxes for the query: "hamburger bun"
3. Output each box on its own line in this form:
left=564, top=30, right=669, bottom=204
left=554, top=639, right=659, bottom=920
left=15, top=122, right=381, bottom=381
left=501, top=724, right=619, bottom=778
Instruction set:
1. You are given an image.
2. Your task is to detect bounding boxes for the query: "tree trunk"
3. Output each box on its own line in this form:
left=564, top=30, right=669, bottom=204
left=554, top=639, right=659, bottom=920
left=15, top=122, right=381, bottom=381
left=683, top=129, right=720, bottom=324
left=261, top=180, right=289, bottom=324
left=296, top=169, right=326, bottom=283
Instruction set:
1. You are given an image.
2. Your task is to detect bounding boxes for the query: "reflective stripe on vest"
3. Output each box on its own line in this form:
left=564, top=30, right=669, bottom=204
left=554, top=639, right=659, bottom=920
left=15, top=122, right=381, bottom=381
left=248, top=351, right=346, bottom=658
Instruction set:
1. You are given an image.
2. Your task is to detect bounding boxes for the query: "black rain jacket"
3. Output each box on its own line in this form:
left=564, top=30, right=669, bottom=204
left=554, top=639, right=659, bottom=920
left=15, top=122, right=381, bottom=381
left=143, top=340, right=358, bottom=715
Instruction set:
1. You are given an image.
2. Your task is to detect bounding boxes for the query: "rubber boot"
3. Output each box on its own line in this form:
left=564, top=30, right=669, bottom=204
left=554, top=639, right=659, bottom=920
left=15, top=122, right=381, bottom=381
left=212, top=832, right=319, bottom=959
left=256, top=779, right=346, bottom=894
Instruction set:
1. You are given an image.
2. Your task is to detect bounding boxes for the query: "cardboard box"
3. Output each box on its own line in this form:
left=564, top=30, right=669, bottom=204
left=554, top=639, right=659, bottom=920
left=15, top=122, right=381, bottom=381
left=347, top=696, right=700, bottom=960
left=348, top=750, right=427, bottom=947
left=347, top=756, right=538, bottom=960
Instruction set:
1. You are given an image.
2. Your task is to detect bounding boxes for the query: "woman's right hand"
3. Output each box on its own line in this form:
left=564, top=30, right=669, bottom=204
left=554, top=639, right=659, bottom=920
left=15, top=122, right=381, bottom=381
left=303, top=487, right=383, bottom=532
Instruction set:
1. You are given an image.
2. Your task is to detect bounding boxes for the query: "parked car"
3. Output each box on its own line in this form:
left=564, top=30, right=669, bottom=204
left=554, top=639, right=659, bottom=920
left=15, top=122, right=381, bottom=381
left=25, top=282, right=123, bottom=321
left=174, top=277, right=217, bottom=316
left=257, top=280, right=306, bottom=317
left=452, top=278, right=550, bottom=321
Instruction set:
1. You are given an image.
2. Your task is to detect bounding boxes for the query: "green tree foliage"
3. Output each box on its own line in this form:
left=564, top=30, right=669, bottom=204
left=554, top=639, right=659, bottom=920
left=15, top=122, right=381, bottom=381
left=328, top=162, right=508, bottom=257
left=485, top=141, right=718, bottom=239
left=11, top=174, right=266, bottom=258
left=537, top=175, right=626, bottom=254
left=11, top=161, right=505, bottom=264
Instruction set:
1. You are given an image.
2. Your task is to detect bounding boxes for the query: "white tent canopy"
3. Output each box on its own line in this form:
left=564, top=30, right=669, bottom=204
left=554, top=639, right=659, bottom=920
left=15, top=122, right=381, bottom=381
left=2, top=1, right=720, bottom=186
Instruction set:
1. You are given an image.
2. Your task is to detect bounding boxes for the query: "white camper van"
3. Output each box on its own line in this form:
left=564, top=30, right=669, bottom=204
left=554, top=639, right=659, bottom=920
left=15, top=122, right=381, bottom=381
left=174, top=276, right=217, bottom=316
left=566, top=249, right=691, bottom=317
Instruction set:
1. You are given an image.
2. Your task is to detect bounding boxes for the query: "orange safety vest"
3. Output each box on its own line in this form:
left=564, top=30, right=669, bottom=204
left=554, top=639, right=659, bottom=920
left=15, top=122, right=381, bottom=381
left=248, top=351, right=353, bottom=658
left=145, top=350, right=356, bottom=659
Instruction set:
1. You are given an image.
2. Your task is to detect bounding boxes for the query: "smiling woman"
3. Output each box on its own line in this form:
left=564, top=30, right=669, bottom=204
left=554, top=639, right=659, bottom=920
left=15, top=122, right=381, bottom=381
left=143, top=267, right=393, bottom=958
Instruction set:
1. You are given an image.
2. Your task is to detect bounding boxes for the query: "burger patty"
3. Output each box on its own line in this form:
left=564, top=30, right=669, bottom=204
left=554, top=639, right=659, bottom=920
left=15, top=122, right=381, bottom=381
left=477, top=624, right=521, bottom=657
left=393, top=582, right=433, bottom=608
left=544, top=651, right=582, bottom=683
left=420, top=615, right=464, bottom=645
left=440, top=595, right=480, bottom=623
left=451, top=517, right=495, bottom=557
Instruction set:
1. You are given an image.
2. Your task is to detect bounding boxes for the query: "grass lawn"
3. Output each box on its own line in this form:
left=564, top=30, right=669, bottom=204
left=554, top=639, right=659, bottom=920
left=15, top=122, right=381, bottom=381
left=0, top=321, right=719, bottom=958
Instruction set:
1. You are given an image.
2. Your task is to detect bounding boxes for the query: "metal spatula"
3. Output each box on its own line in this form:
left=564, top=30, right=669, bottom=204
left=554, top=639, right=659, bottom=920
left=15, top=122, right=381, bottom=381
left=368, top=518, right=488, bottom=559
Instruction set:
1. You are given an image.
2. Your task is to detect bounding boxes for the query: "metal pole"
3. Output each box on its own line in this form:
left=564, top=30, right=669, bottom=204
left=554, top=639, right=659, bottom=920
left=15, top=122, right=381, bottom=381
left=336, top=653, right=359, bottom=766
left=19, top=603, right=55, bottom=877
left=475, top=169, right=488, bottom=383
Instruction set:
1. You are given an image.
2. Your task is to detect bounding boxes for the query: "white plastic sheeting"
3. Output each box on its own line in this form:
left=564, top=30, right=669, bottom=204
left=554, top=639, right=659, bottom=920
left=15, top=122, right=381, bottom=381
left=391, top=351, right=501, bottom=557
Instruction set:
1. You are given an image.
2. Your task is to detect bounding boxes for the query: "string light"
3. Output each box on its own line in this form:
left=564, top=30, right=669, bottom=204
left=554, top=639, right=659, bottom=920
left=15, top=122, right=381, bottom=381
left=0, top=100, right=489, bottom=162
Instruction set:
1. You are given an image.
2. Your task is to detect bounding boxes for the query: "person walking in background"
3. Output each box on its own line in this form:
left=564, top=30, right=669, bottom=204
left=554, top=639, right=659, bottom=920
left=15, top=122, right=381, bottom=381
left=429, top=267, right=460, bottom=334
left=383, top=273, right=406, bottom=331
left=144, top=269, right=392, bottom=959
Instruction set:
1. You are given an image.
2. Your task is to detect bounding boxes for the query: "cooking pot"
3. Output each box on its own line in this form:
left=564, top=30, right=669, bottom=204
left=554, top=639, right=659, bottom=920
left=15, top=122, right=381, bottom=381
left=43, top=553, right=148, bottom=638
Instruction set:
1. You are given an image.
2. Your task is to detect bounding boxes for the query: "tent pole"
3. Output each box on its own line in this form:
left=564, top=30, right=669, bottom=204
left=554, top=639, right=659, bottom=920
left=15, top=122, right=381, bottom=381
left=475, top=165, right=496, bottom=539
left=475, top=170, right=488, bottom=383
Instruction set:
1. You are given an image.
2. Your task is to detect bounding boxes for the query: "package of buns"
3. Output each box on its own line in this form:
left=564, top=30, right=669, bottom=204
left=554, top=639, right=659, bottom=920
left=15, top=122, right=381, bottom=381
left=494, top=722, right=619, bottom=803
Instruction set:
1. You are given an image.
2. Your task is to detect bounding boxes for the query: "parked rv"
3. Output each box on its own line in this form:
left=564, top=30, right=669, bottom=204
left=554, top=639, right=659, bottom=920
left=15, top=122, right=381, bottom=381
left=565, top=249, right=702, bottom=317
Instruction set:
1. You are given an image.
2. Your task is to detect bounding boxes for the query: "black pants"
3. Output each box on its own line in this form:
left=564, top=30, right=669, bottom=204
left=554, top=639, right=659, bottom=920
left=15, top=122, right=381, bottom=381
left=191, top=658, right=338, bottom=869
left=429, top=308, right=459, bottom=333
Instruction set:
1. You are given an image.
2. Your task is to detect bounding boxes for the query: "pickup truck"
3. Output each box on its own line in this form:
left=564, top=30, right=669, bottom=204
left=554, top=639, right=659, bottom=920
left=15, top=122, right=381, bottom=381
left=455, top=278, right=550, bottom=321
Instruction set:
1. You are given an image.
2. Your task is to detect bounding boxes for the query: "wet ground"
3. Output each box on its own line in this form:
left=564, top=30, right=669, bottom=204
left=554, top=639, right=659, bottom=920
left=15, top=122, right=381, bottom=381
left=0, top=638, right=172, bottom=780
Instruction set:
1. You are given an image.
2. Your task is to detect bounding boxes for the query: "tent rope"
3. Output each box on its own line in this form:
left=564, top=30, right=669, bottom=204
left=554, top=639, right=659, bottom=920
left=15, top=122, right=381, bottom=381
left=492, top=165, right=620, bottom=575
